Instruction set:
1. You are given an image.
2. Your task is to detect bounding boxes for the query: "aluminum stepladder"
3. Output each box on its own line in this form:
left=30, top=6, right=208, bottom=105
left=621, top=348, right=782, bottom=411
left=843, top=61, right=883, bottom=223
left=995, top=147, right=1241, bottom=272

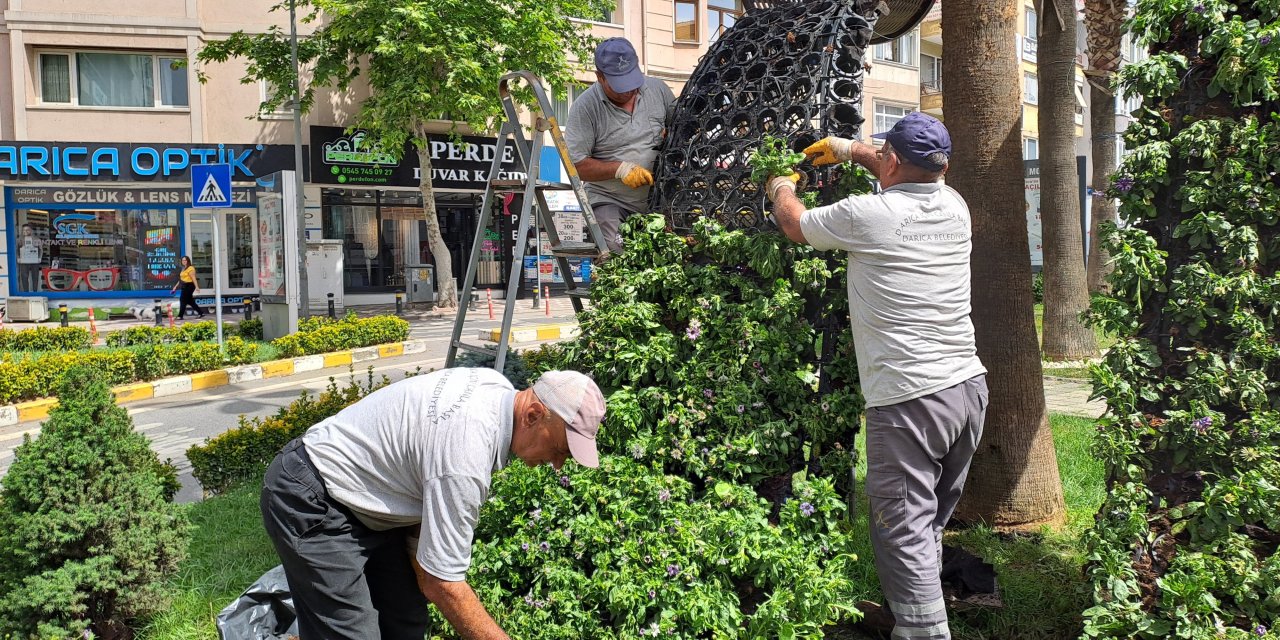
left=445, top=71, right=608, bottom=372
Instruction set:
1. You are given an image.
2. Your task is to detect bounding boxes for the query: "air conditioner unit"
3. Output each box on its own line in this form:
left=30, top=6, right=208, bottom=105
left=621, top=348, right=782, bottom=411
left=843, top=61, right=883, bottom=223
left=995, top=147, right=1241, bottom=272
left=5, top=297, right=50, bottom=322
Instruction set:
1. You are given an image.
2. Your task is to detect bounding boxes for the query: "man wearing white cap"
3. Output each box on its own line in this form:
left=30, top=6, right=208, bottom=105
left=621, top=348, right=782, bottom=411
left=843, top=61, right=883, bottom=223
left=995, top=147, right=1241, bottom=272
left=260, top=367, right=606, bottom=639
left=565, top=37, right=676, bottom=253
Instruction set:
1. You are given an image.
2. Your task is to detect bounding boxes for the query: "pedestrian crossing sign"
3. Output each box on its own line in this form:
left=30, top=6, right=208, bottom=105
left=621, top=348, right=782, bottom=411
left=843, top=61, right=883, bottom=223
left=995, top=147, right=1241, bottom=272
left=191, top=164, right=233, bottom=208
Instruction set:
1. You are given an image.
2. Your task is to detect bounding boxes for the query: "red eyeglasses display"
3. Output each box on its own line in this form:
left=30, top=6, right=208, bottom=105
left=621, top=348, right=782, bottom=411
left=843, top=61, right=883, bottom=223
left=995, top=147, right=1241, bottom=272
left=41, top=267, right=120, bottom=292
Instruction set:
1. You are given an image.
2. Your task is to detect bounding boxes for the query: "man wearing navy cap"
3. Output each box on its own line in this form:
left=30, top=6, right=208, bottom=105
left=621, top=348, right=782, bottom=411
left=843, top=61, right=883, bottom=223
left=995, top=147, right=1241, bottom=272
left=766, top=114, right=988, bottom=640
left=564, top=37, right=675, bottom=254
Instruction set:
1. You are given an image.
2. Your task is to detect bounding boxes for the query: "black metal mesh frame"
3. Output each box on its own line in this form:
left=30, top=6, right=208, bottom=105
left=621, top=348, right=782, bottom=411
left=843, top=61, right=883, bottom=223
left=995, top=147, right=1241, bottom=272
left=650, top=0, right=884, bottom=232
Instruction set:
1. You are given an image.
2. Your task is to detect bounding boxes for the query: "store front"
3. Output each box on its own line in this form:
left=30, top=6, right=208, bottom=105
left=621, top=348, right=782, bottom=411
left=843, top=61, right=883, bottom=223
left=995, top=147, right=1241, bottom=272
left=0, top=141, right=301, bottom=306
left=310, top=126, right=530, bottom=297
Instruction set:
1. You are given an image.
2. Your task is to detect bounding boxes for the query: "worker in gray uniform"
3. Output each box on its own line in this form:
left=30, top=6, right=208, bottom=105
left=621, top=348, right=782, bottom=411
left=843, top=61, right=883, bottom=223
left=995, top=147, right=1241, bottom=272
left=565, top=37, right=675, bottom=254
left=765, top=112, right=989, bottom=640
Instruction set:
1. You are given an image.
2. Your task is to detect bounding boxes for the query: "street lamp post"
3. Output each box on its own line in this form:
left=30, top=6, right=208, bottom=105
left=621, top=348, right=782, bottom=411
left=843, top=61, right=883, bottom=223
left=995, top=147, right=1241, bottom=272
left=290, top=0, right=310, bottom=319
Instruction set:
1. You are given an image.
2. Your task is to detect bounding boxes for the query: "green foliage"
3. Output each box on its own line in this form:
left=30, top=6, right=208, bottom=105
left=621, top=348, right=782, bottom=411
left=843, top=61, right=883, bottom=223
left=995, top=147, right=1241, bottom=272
left=448, top=458, right=860, bottom=639
left=0, top=349, right=138, bottom=405
left=195, top=0, right=610, bottom=165
left=236, top=317, right=264, bottom=341
left=1033, top=271, right=1045, bottom=304
left=453, top=350, right=535, bottom=389
left=187, top=370, right=391, bottom=495
left=132, top=337, right=259, bottom=381
left=748, top=135, right=808, bottom=183
left=104, top=321, right=229, bottom=347
left=271, top=313, right=409, bottom=357
left=1082, top=2, right=1280, bottom=637
left=0, top=368, right=190, bottom=638
left=0, top=326, right=93, bottom=352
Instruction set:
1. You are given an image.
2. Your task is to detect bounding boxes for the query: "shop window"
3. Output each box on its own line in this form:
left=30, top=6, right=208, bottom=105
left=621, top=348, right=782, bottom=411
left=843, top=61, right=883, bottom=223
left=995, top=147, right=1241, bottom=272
left=921, top=54, right=942, bottom=91
left=709, top=0, right=743, bottom=41
left=675, top=0, right=699, bottom=43
left=572, top=0, right=617, bottom=23
left=259, top=79, right=293, bottom=119
left=36, top=50, right=188, bottom=108
left=550, top=82, right=587, bottom=125
left=11, top=207, right=183, bottom=294
left=874, top=31, right=918, bottom=66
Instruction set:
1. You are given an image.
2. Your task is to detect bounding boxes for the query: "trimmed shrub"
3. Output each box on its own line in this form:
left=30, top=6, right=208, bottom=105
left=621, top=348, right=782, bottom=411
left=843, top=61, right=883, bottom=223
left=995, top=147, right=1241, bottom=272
left=236, top=317, right=264, bottom=341
left=104, top=321, right=231, bottom=347
left=271, top=314, right=409, bottom=357
left=187, top=370, right=392, bottom=495
left=131, top=337, right=258, bottom=381
left=0, top=350, right=137, bottom=405
left=0, top=326, right=93, bottom=352
left=0, top=368, right=190, bottom=638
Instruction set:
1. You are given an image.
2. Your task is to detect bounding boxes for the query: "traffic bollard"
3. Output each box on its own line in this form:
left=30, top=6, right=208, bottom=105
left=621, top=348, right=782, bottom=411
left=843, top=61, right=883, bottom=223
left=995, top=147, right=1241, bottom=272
left=544, top=286, right=550, bottom=317
left=328, top=292, right=336, bottom=319
left=59, top=303, right=69, bottom=328
left=168, top=305, right=175, bottom=328
left=244, top=300, right=253, bottom=321
left=154, top=299, right=163, bottom=327
left=469, top=292, right=478, bottom=311
left=487, top=289, right=494, bottom=320
left=395, top=292, right=404, bottom=315
left=88, top=308, right=98, bottom=343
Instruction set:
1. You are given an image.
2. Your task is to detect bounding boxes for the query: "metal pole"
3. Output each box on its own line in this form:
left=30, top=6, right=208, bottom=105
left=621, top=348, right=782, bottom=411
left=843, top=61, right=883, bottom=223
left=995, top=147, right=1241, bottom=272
left=212, top=212, right=225, bottom=353
left=290, top=0, right=310, bottom=319
left=531, top=218, right=542, bottom=308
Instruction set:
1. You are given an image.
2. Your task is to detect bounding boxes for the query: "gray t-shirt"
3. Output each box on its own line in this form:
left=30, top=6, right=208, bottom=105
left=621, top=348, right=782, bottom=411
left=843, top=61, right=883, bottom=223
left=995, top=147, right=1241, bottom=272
left=303, top=368, right=515, bottom=581
left=800, top=182, right=987, bottom=408
left=564, top=77, right=676, bottom=214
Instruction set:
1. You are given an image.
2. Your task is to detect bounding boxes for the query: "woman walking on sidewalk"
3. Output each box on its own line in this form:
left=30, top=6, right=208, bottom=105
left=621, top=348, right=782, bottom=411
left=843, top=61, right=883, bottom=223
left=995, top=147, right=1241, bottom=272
left=171, top=256, right=205, bottom=319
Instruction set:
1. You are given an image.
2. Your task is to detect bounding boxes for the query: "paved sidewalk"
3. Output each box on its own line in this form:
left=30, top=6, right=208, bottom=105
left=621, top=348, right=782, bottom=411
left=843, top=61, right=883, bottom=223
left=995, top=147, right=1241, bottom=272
left=1043, top=376, right=1104, bottom=419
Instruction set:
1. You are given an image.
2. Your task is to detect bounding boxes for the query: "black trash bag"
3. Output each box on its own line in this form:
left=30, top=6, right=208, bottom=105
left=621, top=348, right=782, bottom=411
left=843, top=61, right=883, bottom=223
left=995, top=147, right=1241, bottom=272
left=216, top=565, right=300, bottom=640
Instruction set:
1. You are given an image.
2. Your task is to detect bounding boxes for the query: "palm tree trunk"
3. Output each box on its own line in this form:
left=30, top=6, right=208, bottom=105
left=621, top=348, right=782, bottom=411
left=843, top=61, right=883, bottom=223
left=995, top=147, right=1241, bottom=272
left=943, top=0, right=1067, bottom=528
left=415, top=123, right=458, bottom=309
left=1038, top=0, right=1099, bottom=361
left=1085, top=80, right=1119, bottom=293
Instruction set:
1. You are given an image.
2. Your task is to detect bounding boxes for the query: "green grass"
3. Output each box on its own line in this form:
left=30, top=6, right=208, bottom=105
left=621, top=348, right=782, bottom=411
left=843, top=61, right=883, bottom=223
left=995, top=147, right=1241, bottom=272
left=139, top=416, right=1104, bottom=640
left=1034, top=304, right=1117, bottom=354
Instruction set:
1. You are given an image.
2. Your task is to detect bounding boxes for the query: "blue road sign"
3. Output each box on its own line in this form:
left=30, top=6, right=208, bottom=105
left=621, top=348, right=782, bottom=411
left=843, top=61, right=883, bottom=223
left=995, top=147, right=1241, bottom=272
left=191, top=164, right=233, bottom=208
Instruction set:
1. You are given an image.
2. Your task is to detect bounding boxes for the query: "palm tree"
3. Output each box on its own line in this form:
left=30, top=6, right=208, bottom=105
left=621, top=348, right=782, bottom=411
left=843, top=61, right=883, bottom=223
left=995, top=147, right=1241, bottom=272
left=1083, top=0, right=1129, bottom=293
left=942, top=0, right=1067, bottom=527
left=1037, top=0, right=1099, bottom=361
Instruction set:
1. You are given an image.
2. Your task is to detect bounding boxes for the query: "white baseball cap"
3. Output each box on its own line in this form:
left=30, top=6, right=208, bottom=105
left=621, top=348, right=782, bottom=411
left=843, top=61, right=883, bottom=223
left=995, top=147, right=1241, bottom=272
left=531, top=371, right=605, bottom=468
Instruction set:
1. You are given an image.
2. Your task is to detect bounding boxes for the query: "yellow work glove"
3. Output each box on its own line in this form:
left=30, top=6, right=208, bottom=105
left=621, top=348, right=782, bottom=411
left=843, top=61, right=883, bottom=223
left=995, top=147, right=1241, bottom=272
left=803, top=137, right=855, bottom=167
left=615, top=161, right=654, bottom=189
left=766, top=173, right=801, bottom=203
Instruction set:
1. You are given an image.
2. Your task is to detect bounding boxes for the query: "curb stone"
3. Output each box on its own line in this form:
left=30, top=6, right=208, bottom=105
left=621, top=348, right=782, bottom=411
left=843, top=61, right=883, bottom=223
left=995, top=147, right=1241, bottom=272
left=0, top=339, right=430, bottom=427
left=479, top=324, right=579, bottom=344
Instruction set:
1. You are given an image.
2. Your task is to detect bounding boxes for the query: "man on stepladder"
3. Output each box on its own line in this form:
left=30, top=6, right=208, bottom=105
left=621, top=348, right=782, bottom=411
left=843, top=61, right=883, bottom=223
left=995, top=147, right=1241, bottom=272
left=766, top=112, right=989, bottom=640
left=564, top=37, right=675, bottom=254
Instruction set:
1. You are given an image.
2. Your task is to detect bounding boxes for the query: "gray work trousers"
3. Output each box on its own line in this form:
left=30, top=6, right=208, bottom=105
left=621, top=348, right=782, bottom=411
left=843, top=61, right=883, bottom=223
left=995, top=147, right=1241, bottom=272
left=260, top=438, right=431, bottom=640
left=592, top=203, right=634, bottom=254
left=865, top=375, right=988, bottom=640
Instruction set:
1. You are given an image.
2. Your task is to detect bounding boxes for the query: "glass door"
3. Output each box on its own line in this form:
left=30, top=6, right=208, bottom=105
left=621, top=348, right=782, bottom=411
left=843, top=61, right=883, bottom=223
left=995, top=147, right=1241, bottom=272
left=185, top=209, right=259, bottom=294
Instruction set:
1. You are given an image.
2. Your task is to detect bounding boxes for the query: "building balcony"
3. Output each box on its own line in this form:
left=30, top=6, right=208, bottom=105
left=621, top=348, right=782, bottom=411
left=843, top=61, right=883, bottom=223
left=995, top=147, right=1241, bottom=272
left=920, top=2, right=942, bottom=44
left=920, top=80, right=943, bottom=115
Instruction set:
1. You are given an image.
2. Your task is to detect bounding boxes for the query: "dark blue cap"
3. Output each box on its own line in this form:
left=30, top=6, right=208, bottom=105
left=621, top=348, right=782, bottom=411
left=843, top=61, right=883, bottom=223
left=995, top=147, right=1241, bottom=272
left=594, top=38, right=644, bottom=93
left=872, top=112, right=951, bottom=171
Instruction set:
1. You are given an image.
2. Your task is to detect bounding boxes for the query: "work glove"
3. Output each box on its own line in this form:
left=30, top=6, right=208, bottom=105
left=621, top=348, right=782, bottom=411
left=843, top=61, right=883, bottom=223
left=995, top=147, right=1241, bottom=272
left=616, top=161, right=654, bottom=189
left=803, top=137, right=854, bottom=167
left=766, top=173, right=801, bottom=203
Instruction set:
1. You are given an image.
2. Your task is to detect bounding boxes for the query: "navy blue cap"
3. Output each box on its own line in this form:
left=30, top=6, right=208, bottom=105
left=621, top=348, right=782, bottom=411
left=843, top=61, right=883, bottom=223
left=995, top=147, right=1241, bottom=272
left=872, top=112, right=952, bottom=171
left=594, top=38, right=645, bottom=93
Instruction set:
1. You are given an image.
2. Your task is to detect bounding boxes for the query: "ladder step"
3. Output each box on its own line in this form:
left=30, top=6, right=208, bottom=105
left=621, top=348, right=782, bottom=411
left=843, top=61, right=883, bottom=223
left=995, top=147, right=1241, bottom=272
left=452, top=341, right=496, bottom=356
left=489, top=178, right=573, bottom=192
left=550, top=241, right=602, bottom=257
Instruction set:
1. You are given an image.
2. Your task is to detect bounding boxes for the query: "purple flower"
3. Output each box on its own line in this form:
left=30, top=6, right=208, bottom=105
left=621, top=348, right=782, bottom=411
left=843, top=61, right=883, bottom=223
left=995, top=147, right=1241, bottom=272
left=649, top=589, right=657, bottom=599
left=644, top=554, right=653, bottom=563
left=659, top=489, right=672, bottom=502
left=686, top=319, right=702, bottom=341
left=821, top=401, right=830, bottom=412
left=1247, top=197, right=1261, bottom=209
left=1192, top=3, right=1205, bottom=14
left=800, top=502, right=816, bottom=516
left=539, top=541, right=550, bottom=552
left=521, top=542, right=530, bottom=551
left=736, top=404, right=745, bottom=414
left=1114, top=176, right=1135, bottom=193
left=703, top=388, right=714, bottom=399
left=1192, top=416, right=1213, bottom=434
left=559, top=475, right=571, bottom=488
left=1262, top=36, right=1274, bottom=46
left=668, top=413, right=678, bottom=424
left=667, top=563, right=680, bottom=578
left=524, top=594, right=534, bottom=606
left=1255, top=624, right=1267, bottom=637
left=531, top=508, right=542, bottom=521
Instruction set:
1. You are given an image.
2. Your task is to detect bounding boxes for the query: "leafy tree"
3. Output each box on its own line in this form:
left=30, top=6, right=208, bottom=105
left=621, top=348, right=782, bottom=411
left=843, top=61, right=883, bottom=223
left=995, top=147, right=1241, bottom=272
left=0, top=368, right=189, bottom=638
left=1037, top=0, right=1101, bottom=361
left=1082, top=1, right=1280, bottom=636
left=943, top=0, right=1068, bottom=527
left=197, top=0, right=611, bottom=308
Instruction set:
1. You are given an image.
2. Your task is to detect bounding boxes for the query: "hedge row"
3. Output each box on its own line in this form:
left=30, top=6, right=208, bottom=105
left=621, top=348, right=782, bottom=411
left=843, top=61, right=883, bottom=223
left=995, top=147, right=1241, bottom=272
left=104, top=321, right=228, bottom=347
left=271, top=314, right=410, bottom=357
left=0, top=338, right=258, bottom=405
left=0, top=326, right=93, bottom=352
left=187, top=370, right=392, bottom=495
